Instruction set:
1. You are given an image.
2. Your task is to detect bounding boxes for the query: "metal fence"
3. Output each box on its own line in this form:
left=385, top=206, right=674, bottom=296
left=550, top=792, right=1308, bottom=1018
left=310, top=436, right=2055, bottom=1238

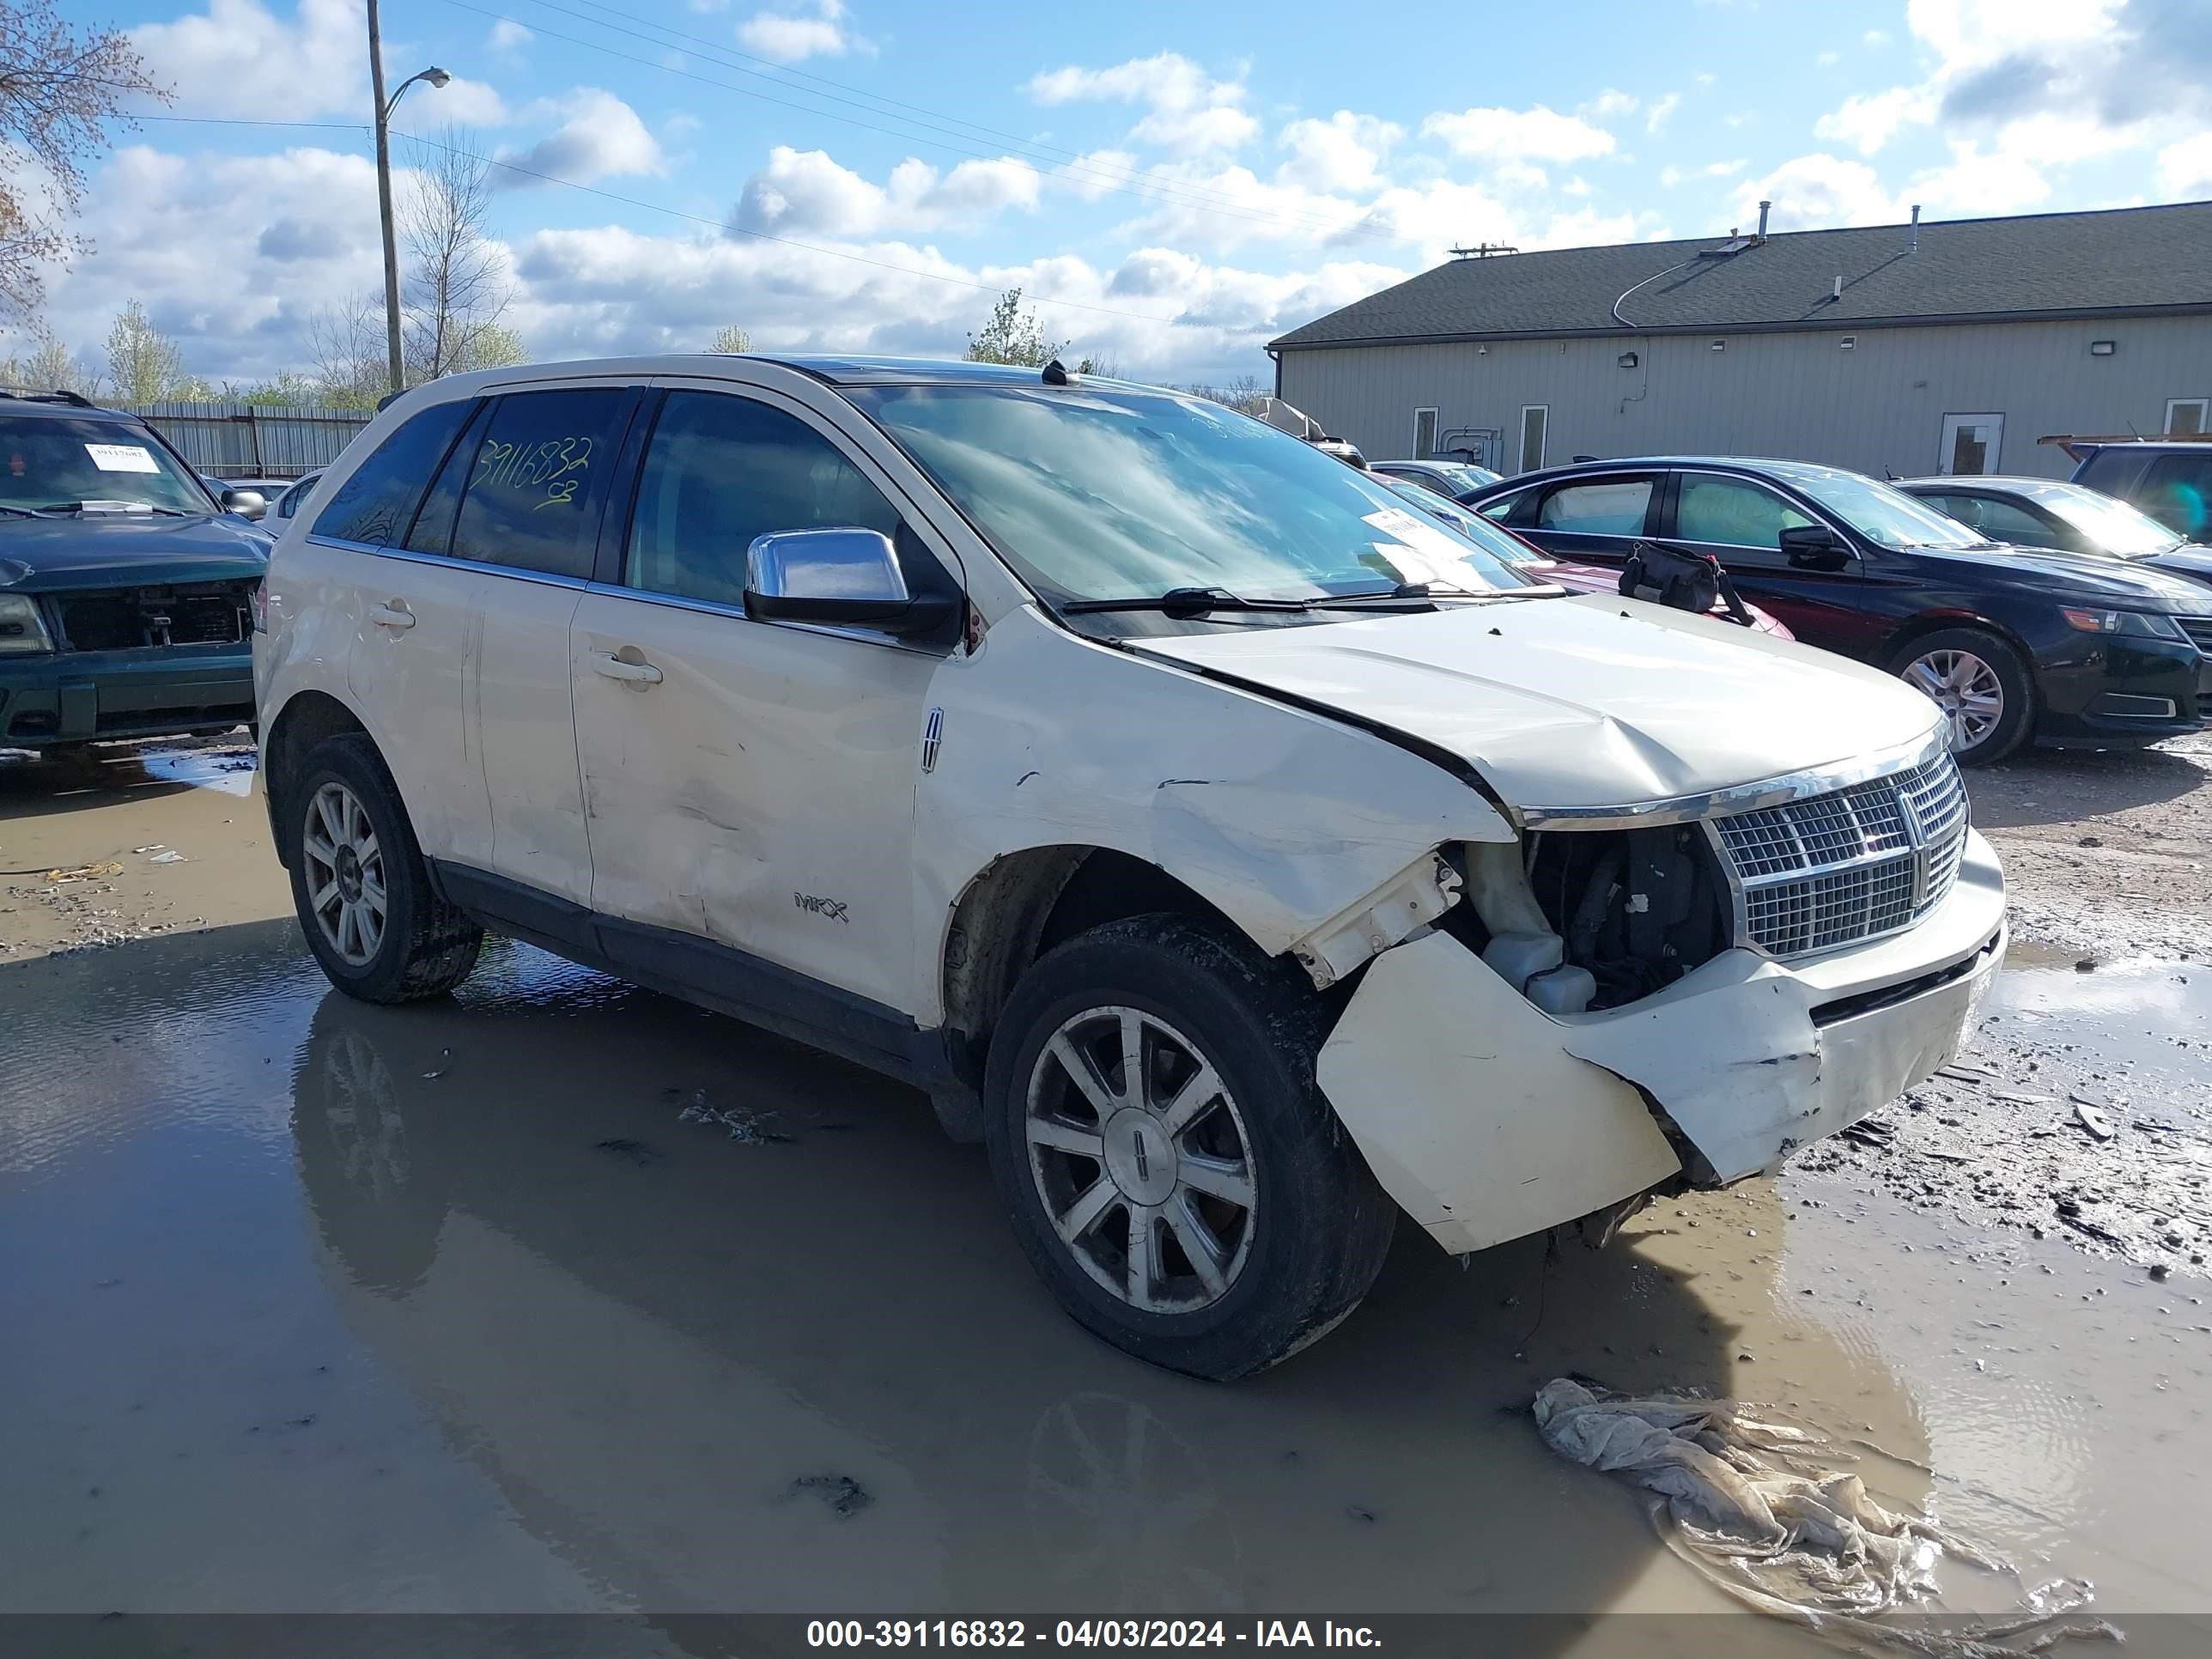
left=127, top=401, right=373, bottom=481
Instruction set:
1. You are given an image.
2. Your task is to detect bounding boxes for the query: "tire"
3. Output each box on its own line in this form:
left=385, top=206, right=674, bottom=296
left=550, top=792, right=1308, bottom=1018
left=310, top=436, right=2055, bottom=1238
left=1893, top=627, right=2035, bottom=765
left=283, top=732, right=483, bottom=1002
left=981, top=914, right=1397, bottom=1381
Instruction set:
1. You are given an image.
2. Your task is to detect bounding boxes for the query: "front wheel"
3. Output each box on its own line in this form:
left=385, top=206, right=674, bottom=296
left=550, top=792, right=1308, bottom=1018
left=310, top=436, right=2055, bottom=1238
left=982, top=915, right=1396, bottom=1381
left=1893, top=627, right=2034, bottom=764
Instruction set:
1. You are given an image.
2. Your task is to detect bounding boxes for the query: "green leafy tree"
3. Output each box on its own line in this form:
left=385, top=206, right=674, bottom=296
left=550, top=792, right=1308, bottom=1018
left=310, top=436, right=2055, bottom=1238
left=964, top=288, right=1060, bottom=368
left=459, top=321, right=527, bottom=371
left=1, top=322, right=100, bottom=395
left=104, top=300, right=187, bottom=402
left=709, top=324, right=750, bottom=354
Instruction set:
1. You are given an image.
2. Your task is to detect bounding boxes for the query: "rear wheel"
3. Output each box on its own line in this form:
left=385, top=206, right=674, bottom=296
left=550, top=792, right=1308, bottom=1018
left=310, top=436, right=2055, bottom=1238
left=1894, top=627, right=2033, bottom=764
left=982, top=915, right=1396, bottom=1380
left=284, top=732, right=483, bottom=1002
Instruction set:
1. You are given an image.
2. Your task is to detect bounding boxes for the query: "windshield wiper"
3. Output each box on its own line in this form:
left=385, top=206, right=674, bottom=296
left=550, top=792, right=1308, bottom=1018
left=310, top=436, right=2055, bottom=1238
left=0, top=505, right=56, bottom=519
left=1060, top=586, right=1320, bottom=617
left=33, top=501, right=189, bottom=518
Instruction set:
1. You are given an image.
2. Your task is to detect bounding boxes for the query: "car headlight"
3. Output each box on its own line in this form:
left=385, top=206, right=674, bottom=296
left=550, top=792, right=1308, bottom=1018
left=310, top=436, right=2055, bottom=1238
left=0, top=593, right=52, bottom=655
left=2059, top=607, right=2187, bottom=641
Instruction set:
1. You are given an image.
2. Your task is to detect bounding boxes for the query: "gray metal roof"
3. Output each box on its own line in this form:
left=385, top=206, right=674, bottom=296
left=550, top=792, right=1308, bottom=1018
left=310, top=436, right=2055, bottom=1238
left=1270, top=200, right=2212, bottom=350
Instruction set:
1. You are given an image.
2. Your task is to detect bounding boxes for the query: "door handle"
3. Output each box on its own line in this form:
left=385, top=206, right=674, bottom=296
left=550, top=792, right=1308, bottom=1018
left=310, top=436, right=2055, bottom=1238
left=592, top=651, right=663, bottom=685
left=368, top=601, right=416, bottom=630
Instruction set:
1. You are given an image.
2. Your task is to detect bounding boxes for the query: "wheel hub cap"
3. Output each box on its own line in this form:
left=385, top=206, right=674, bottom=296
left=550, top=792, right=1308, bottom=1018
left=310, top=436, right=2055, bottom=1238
left=334, top=847, right=363, bottom=902
left=1103, top=1107, right=1179, bottom=1206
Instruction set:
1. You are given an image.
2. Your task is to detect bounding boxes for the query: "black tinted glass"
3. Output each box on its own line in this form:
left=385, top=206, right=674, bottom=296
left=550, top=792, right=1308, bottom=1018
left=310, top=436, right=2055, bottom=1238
left=311, top=400, right=474, bottom=545
left=628, top=391, right=901, bottom=607
left=404, top=403, right=491, bottom=556
left=450, top=389, right=635, bottom=579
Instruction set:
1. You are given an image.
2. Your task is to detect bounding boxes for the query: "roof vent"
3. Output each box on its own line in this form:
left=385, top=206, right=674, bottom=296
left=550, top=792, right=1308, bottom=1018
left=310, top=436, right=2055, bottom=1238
left=1908, top=204, right=1921, bottom=252
left=1700, top=237, right=1754, bottom=258
left=1755, top=199, right=1771, bottom=241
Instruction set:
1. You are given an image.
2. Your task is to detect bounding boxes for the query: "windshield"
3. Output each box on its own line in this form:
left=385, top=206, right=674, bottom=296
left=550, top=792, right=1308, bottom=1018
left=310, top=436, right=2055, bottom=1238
left=1422, top=461, right=1501, bottom=495
left=1376, top=475, right=1548, bottom=565
left=0, top=416, right=211, bottom=514
left=845, top=384, right=1538, bottom=605
left=2017, top=481, right=2185, bottom=557
left=1763, top=461, right=1986, bottom=550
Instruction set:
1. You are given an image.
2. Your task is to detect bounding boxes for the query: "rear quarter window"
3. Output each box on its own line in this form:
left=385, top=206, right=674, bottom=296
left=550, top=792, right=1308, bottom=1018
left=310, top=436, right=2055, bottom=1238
left=310, top=399, right=477, bottom=545
left=447, top=388, right=637, bottom=579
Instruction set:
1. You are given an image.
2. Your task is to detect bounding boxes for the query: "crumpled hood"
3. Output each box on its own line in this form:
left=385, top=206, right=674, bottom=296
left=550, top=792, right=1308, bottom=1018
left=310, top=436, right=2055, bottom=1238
left=1134, top=593, right=1942, bottom=813
left=0, top=513, right=270, bottom=591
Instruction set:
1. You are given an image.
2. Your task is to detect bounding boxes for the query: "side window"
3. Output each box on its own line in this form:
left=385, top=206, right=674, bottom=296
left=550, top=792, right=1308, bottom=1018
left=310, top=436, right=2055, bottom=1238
left=447, top=389, right=636, bottom=579
left=2141, top=454, right=2212, bottom=538
left=627, top=391, right=903, bottom=608
left=1478, top=487, right=1528, bottom=523
left=1674, top=475, right=1813, bottom=550
left=1966, top=495, right=2062, bottom=549
left=404, top=403, right=492, bottom=556
left=310, top=400, right=475, bottom=545
left=1537, top=478, right=1652, bottom=535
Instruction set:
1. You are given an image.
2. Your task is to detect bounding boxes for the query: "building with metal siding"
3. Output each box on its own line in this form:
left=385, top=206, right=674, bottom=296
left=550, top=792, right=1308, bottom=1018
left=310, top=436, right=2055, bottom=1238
left=1269, top=202, right=2212, bottom=482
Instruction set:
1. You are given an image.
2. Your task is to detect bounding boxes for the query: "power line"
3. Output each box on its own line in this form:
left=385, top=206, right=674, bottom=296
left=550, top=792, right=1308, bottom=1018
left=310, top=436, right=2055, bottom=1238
left=436, top=0, right=1361, bottom=240
left=134, top=113, right=1183, bottom=328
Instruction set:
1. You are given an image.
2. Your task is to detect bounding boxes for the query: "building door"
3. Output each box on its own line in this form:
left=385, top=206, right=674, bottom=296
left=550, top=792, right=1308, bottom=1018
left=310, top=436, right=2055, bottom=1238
left=1519, top=404, right=1548, bottom=472
left=1938, top=413, right=2003, bottom=475
left=1413, top=408, right=1437, bottom=459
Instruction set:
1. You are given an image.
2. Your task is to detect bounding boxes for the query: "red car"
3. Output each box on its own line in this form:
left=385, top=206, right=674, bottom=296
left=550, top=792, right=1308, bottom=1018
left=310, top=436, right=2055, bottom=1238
left=1374, top=473, right=1795, bottom=640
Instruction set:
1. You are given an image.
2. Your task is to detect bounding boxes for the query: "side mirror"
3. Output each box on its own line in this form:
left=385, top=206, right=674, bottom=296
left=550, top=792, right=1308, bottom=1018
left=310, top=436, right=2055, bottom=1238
left=1779, top=522, right=1848, bottom=570
left=744, top=527, right=957, bottom=640
left=222, top=487, right=268, bottom=520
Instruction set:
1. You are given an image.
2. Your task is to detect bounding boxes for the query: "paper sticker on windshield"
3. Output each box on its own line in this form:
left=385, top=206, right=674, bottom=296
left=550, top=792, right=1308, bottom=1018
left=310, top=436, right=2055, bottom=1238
left=85, top=443, right=161, bottom=474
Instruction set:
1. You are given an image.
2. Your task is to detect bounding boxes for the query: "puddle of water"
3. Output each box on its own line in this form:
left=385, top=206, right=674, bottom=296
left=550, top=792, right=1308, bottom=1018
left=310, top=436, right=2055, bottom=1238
left=1987, top=957, right=2212, bottom=1089
left=3, top=924, right=2210, bottom=1641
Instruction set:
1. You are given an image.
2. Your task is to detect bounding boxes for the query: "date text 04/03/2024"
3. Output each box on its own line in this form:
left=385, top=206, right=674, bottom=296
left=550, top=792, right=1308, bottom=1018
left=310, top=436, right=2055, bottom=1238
left=805, top=1621, right=1382, bottom=1648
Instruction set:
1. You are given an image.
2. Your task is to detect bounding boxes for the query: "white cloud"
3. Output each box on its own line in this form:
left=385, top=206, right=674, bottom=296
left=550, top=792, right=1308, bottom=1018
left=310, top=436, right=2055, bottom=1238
left=2158, top=131, right=2212, bottom=196
left=490, top=18, right=532, bottom=50
left=1816, top=48, right=1840, bottom=66
left=1026, top=52, right=1255, bottom=157
left=1904, top=139, right=2052, bottom=214
left=1815, top=85, right=1935, bottom=155
left=1581, top=89, right=1639, bottom=119
left=1054, top=149, right=1140, bottom=203
left=737, top=0, right=860, bottom=64
left=733, top=146, right=1041, bottom=237
left=1421, top=105, right=1616, bottom=164
left=1864, top=27, right=1893, bottom=46
left=498, top=90, right=665, bottom=186
left=1644, top=93, right=1682, bottom=134
left=1735, top=154, right=1898, bottom=229
left=1275, top=111, right=1402, bottom=193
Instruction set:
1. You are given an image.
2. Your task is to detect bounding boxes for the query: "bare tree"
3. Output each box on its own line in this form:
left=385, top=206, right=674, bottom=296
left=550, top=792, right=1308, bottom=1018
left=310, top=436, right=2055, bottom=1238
left=1, top=321, right=100, bottom=395
left=709, top=324, right=750, bottom=354
left=399, top=130, right=514, bottom=382
left=1, top=0, right=165, bottom=325
left=305, top=292, right=391, bottom=408
left=105, top=299, right=185, bottom=402
left=1185, top=374, right=1267, bottom=416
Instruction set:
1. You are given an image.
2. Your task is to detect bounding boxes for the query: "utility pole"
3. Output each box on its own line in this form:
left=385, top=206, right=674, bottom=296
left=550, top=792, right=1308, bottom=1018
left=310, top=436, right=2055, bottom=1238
left=366, top=0, right=449, bottom=397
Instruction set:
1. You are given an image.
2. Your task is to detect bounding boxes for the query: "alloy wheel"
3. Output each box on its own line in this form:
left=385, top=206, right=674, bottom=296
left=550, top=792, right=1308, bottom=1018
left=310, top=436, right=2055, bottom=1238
left=1904, top=647, right=2005, bottom=751
left=302, top=780, right=387, bottom=966
left=1024, top=1006, right=1257, bottom=1314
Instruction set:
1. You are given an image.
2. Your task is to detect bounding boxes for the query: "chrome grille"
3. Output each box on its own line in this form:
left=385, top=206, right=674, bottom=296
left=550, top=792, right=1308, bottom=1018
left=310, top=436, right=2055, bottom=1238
left=1710, top=753, right=1969, bottom=959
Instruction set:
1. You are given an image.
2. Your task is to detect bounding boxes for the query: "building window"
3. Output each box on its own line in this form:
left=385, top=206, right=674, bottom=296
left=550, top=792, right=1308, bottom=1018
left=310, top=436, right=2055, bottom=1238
left=1413, top=408, right=1437, bottom=460
left=2166, top=398, right=2209, bottom=436
left=1518, top=404, right=1548, bottom=472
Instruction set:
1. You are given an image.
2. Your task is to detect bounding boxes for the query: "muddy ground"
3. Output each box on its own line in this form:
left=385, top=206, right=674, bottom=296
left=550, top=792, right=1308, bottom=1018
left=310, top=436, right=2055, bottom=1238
left=3, top=730, right=2210, bottom=1646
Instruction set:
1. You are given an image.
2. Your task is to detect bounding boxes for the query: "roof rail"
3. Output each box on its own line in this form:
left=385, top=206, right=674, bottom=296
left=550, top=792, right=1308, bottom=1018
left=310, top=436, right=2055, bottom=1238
left=0, top=386, right=99, bottom=408
left=2039, top=431, right=2212, bottom=462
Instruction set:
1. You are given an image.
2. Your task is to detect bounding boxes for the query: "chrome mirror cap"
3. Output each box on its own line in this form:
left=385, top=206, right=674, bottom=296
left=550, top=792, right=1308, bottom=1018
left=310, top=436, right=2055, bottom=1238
left=746, top=527, right=907, bottom=607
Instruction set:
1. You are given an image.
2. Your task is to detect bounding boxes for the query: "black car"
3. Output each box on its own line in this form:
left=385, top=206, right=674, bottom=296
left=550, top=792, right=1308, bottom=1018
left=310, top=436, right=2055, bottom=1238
left=2063, top=438, right=2212, bottom=543
left=1899, top=475, right=2212, bottom=591
left=1461, top=456, right=2212, bottom=764
left=0, top=390, right=270, bottom=750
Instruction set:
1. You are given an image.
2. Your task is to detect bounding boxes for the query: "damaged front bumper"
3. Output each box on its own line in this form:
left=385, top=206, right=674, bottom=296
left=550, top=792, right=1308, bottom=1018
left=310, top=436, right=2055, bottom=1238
left=1316, top=829, right=2006, bottom=1256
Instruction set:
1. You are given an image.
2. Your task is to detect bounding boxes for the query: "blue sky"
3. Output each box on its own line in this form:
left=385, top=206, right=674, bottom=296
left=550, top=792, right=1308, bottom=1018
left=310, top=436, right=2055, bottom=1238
left=22, top=0, right=2212, bottom=384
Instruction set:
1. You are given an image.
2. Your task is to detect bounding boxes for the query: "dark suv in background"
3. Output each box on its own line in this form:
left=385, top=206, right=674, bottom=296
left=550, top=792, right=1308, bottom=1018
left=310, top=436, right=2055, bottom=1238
left=2063, top=439, right=2212, bottom=542
left=1462, top=456, right=2212, bottom=764
left=0, top=390, right=270, bottom=751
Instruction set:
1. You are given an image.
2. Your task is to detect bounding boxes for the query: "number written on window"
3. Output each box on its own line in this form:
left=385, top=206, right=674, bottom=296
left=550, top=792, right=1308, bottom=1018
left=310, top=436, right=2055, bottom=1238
left=448, top=388, right=635, bottom=579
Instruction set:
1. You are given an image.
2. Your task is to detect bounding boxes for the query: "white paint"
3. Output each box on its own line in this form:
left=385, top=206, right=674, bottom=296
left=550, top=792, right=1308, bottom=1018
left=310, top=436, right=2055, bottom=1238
left=1136, top=595, right=1942, bottom=814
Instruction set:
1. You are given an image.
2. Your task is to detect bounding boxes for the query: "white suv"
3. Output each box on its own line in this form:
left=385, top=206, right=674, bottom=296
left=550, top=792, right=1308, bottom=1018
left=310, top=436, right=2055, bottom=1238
left=256, top=356, right=2006, bottom=1378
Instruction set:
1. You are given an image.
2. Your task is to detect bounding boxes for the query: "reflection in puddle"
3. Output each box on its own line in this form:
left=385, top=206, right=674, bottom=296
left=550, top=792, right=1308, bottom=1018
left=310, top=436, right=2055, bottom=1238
left=3, top=923, right=2210, bottom=1640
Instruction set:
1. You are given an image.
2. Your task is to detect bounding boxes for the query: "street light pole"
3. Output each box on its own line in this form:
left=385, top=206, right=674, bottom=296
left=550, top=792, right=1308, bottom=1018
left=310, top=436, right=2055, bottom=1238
left=365, top=0, right=448, bottom=396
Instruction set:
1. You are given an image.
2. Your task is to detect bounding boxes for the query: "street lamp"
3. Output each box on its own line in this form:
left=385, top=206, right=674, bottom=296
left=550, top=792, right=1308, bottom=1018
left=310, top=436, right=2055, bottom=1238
left=366, top=0, right=449, bottom=394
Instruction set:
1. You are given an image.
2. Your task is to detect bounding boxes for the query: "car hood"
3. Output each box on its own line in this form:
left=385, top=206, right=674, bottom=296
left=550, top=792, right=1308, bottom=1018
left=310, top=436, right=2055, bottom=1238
left=1133, top=592, right=1941, bottom=813
left=2142, top=544, right=2212, bottom=590
left=1911, top=541, right=2212, bottom=608
left=0, top=513, right=270, bottom=591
